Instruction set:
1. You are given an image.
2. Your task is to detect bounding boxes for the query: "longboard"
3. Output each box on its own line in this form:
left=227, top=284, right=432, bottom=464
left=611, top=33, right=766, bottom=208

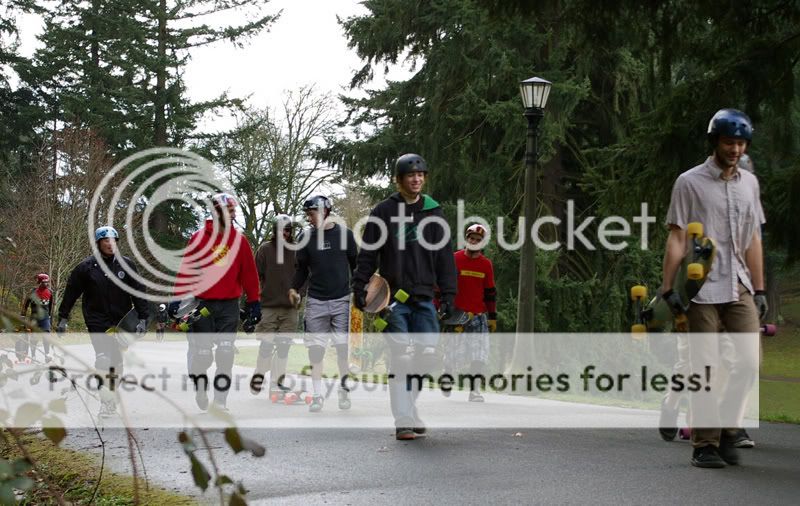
left=631, top=222, right=716, bottom=334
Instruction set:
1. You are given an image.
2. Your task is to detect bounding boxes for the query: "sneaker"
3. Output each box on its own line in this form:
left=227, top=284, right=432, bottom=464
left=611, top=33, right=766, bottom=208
left=98, top=399, right=117, bottom=418
left=195, top=389, right=209, bottom=411
left=395, top=428, right=416, bottom=441
left=212, top=399, right=228, bottom=412
left=718, top=436, right=741, bottom=465
left=732, top=429, right=755, bottom=449
left=690, top=445, right=726, bottom=468
left=413, top=425, right=427, bottom=437
left=309, top=395, right=324, bottom=413
left=338, top=388, right=351, bottom=410
left=658, top=397, right=679, bottom=441
left=468, top=390, right=485, bottom=403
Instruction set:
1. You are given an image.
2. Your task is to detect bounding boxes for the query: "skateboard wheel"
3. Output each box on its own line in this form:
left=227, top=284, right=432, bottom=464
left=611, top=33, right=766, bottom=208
left=687, top=222, right=703, bottom=238
left=678, top=428, right=691, bottom=440
left=270, top=393, right=280, bottom=403
left=284, top=393, right=298, bottom=405
left=687, top=263, right=704, bottom=280
left=630, top=285, right=647, bottom=301
left=394, top=289, right=410, bottom=303
left=199, top=307, right=211, bottom=317
left=631, top=324, right=647, bottom=334
left=304, top=395, right=313, bottom=405
left=374, top=318, right=388, bottom=332
left=761, top=324, right=777, bottom=336
left=177, top=322, right=189, bottom=332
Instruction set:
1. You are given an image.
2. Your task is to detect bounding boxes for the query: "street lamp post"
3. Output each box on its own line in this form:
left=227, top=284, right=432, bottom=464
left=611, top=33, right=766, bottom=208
left=510, top=77, right=551, bottom=372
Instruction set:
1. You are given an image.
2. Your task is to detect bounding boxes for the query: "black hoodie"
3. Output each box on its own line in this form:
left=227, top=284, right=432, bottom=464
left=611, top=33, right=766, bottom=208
left=352, top=192, right=457, bottom=303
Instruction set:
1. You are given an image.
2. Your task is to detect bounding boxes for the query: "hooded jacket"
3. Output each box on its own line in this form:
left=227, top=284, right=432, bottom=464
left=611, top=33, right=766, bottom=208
left=352, top=193, right=457, bottom=302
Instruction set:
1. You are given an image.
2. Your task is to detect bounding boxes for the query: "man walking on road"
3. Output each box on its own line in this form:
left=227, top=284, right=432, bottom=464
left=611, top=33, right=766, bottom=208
left=250, top=214, right=299, bottom=399
left=172, top=193, right=261, bottom=411
left=57, top=226, right=149, bottom=417
left=352, top=153, right=457, bottom=440
left=290, top=195, right=358, bottom=413
left=661, top=108, right=765, bottom=468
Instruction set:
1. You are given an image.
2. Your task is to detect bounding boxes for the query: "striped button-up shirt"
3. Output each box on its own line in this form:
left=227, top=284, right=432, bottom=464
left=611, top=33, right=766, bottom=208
left=666, top=156, right=765, bottom=304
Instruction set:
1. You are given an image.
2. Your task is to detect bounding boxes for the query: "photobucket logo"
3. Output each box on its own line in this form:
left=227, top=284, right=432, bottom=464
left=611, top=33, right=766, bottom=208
left=88, top=148, right=240, bottom=302
left=273, top=200, right=655, bottom=258
left=454, top=200, right=656, bottom=252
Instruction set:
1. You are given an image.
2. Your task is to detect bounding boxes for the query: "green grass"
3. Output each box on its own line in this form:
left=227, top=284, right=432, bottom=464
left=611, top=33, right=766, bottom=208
left=758, top=267, right=800, bottom=423
left=0, top=432, right=193, bottom=505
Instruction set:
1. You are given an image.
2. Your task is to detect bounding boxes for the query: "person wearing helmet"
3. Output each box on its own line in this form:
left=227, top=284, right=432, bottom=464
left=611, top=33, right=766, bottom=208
left=19, top=273, right=55, bottom=361
left=441, top=224, right=497, bottom=403
left=172, top=192, right=261, bottom=411
left=661, top=109, right=765, bottom=468
left=352, top=153, right=457, bottom=440
left=290, top=194, right=358, bottom=412
left=56, top=226, right=149, bottom=417
left=250, top=214, right=299, bottom=400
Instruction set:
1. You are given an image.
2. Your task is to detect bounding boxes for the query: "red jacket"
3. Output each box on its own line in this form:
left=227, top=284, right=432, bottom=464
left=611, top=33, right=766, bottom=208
left=174, top=220, right=260, bottom=302
left=453, top=249, right=497, bottom=318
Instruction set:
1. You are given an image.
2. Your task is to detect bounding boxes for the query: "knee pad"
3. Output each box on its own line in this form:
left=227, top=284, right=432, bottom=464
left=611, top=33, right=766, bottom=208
left=389, top=345, right=414, bottom=376
left=217, top=339, right=235, bottom=358
left=275, top=341, right=291, bottom=359
left=308, top=345, right=325, bottom=363
left=95, top=352, right=111, bottom=372
left=415, top=345, right=443, bottom=375
left=258, top=340, right=275, bottom=359
left=191, top=347, right=214, bottom=372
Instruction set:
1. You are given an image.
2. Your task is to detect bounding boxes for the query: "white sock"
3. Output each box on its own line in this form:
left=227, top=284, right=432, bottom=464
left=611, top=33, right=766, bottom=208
left=313, top=378, right=322, bottom=396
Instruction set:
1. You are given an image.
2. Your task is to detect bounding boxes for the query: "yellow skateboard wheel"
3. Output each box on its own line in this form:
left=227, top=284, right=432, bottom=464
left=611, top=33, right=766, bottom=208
left=687, top=262, right=704, bottom=280
left=178, top=322, right=189, bottom=332
left=374, top=318, right=388, bottom=332
left=631, top=324, right=646, bottom=333
left=630, top=285, right=647, bottom=301
left=199, top=307, right=211, bottom=317
left=687, top=222, right=703, bottom=238
left=395, top=289, right=410, bottom=303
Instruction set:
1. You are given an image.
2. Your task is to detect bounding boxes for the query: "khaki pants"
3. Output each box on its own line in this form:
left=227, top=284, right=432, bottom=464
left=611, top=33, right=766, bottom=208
left=687, top=283, right=760, bottom=447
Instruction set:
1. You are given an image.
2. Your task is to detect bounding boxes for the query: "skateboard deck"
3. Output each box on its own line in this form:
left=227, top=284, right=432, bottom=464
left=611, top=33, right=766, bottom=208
left=631, top=222, right=716, bottom=333
left=106, top=302, right=165, bottom=349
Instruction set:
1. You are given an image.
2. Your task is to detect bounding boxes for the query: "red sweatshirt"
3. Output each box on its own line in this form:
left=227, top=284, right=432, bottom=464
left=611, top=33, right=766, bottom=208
left=453, top=249, right=497, bottom=318
left=174, top=220, right=260, bottom=302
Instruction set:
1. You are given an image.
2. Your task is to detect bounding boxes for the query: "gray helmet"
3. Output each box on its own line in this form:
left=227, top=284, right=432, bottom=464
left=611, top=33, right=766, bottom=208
left=395, top=153, right=428, bottom=177
left=707, top=109, right=753, bottom=145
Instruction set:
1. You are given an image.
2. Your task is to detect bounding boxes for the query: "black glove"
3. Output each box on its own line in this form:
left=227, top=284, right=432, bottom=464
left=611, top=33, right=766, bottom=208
left=353, top=290, right=367, bottom=311
left=167, top=301, right=181, bottom=319
left=247, top=301, right=262, bottom=324
left=754, top=290, right=768, bottom=320
left=661, top=289, right=685, bottom=316
left=135, top=319, right=147, bottom=336
left=439, top=300, right=454, bottom=321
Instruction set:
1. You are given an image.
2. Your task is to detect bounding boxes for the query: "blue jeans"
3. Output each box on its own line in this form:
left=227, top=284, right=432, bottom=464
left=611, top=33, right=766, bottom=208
left=384, top=300, right=440, bottom=428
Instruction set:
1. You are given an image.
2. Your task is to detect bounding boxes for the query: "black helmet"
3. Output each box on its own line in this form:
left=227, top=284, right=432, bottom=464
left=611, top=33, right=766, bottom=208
left=302, top=195, right=331, bottom=212
left=395, top=153, right=428, bottom=177
left=707, top=109, right=753, bottom=145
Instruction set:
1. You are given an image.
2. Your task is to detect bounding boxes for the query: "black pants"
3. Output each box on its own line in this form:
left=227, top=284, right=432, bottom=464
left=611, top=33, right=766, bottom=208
left=187, top=299, right=239, bottom=404
left=87, top=325, right=124, bottom=391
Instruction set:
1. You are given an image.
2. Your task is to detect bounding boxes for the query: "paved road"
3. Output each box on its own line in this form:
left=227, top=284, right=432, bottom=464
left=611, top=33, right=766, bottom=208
left=66, top=424, right=800, bottom=505
left=40, top=342, right=800, bottom=505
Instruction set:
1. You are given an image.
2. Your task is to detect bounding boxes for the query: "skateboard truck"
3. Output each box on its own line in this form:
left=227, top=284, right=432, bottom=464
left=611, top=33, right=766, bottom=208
left=374, top=289, right=410, bottom=332
left=239, top=308, right=257, bottom=334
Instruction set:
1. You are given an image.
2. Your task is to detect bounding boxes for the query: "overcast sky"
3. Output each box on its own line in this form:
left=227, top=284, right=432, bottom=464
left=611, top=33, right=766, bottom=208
left=15, top=0, right=410, bottom=131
